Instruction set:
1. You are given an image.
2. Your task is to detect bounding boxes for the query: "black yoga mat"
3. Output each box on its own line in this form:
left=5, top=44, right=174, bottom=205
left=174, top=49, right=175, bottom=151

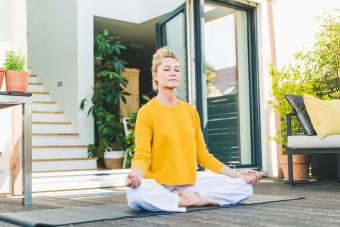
left=0, top=194, right=304, bottom=227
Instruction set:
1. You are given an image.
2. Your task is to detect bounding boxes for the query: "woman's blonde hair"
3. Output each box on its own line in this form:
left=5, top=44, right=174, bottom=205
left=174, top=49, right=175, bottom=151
left=151, top=47, right=179, bottom=91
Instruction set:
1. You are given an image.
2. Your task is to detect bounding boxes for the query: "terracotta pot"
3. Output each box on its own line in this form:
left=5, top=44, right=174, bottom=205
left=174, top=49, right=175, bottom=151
left=5, top=70, right=29, bottom=92
left=0, top=68, right=5, bottom=90
left=280, top=154, right=311, bottom=180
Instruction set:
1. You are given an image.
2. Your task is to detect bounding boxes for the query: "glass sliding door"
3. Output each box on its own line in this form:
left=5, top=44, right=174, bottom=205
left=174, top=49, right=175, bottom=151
left=156, top=3, right=188, bottom=101
left=201, top=1, right=260, bottom=168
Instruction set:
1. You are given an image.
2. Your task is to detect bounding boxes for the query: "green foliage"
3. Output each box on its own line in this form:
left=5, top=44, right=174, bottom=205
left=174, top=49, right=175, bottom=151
left=80, top=29, right=128, bottom=157
left=206, top=63, right=217, bottom=93
left=122, top=95, right=150, bottom=168
left=4, top=51, right=25, bottom=71
left=123, top=112, right=138, bottom=168
left=269, top=11, right=340, bottom=154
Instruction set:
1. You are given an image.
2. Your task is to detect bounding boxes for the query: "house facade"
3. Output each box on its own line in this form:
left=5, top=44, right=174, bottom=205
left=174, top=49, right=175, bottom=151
left=0, top=0, right=339, bottom=191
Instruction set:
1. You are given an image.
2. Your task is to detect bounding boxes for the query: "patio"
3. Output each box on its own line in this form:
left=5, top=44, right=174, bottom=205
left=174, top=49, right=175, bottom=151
left=0, top=179, right=339, bottom=227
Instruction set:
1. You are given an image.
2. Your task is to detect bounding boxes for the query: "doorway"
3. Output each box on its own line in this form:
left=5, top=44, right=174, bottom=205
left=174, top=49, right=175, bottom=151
left=93, top=0, right=187, bottom=109
left=199, top=0, right=261, bottom=168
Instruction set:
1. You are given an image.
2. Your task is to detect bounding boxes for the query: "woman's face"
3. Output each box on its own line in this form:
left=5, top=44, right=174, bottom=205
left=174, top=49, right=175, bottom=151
left=154, top=57, right=181, bottom=90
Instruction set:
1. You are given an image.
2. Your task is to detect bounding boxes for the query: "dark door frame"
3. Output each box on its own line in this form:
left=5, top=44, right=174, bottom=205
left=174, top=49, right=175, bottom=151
left=155, top=3, right=189, bottom=102
left=194, top=0, right=262, bottom=169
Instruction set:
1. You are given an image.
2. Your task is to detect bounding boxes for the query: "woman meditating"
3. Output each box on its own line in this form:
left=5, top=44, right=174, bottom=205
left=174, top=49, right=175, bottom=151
left=126, top=47, right=261, bottom=212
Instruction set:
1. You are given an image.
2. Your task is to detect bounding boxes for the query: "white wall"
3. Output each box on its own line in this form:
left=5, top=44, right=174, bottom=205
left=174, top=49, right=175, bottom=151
left=254, top=0, right=277, bottom=177
left=27, top=0, right=94, bottom=144
left=0, top=0, right=27, bottom=78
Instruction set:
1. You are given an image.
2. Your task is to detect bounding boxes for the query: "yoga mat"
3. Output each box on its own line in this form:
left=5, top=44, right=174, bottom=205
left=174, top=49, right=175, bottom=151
left=0, top=194, right=304, bottom=227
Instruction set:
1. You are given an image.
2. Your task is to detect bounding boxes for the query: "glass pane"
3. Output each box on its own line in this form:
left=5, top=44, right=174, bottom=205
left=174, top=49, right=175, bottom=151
left=204, top=3, right=252, bottom=166
left=161, top=12, right=188, bottom=101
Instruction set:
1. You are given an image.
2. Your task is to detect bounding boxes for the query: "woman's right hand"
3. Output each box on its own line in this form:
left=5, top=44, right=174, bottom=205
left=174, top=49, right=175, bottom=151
left=125, top=167, right=144, bottom=188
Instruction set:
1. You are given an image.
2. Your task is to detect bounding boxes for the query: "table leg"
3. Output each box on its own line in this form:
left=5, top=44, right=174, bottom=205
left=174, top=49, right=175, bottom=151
left=22, top=103, right=32, bottom=206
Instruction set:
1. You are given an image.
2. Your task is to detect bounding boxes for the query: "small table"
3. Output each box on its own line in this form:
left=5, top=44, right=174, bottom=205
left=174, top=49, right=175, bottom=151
left=0, top=92, right=32, bottom=205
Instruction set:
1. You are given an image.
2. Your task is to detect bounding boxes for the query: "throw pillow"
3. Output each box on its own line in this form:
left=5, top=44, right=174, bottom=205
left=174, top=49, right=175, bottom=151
left=303, top=94, right=340, bottom=138
left=284, top=94, right=316, bottom=135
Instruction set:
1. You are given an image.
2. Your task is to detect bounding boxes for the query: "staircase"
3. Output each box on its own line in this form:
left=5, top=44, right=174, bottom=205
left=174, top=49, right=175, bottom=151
left=29, top=75, right=97, bottom=172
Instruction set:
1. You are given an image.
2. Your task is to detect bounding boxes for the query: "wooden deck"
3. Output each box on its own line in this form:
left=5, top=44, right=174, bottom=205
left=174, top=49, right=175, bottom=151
left=1, top=179, right=340, bottom=226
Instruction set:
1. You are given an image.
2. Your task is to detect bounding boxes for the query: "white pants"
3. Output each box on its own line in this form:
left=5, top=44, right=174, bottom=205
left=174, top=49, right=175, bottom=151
left=126, top=174, right=253, bottom=212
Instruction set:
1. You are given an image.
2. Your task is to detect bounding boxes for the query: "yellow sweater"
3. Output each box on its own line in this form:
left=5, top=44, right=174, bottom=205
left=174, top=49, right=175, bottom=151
left=131, top=98, right=224, bottom=185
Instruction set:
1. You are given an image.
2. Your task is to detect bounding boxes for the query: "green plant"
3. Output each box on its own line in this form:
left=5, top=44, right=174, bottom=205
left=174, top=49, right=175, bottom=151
left=206, top=63, right=217, bottom=93
left=122, top=95, right=150, bottom=168
left=4, top=51, right=25, bottom=71
left=269, top=11, right=340, bottom=154
left=122, top=112, right=137, bottom=168
left=80, top=29, right=129, bottom=158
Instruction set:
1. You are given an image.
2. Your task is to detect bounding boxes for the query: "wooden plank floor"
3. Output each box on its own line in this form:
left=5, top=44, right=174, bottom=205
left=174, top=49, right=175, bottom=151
left=0, top=180, right=340, bottom=226
left=71, top=181, right=340, bottom=227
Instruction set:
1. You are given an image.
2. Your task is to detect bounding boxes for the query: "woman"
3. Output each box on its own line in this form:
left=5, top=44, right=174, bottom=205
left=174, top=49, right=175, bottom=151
left=126, top=47, right=261, bottom=212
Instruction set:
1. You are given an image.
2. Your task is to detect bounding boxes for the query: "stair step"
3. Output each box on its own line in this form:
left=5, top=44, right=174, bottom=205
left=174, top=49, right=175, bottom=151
left=33, top=133, right=79, bottom=136
left=33, top=133, right=80, bottom=146
left=28, top=83, right=46, bottom=92
left=33, top=111, right=64, bottom=114
left=33, top=146, right=88, bottom=159
left=32, top=94, right=51, bottom=102
left=29, top=82, right=43, bottom=86
left=33, top=158, right=96, bottom=162
left=33, top=101, right=56, bottom=104
left=32, top=101, right=58, bottom=111
left=32, top=158, right=97, bottom=172
left=33, top=121, right=71, bottom=125
left=32, top=112, right=65, bottom=122
left=32, top=178, right=124, bottom=192
left=32, top=91, right=49, bottom=95
left=32, top=170, right=128, bottom=192
left=32, top=123, right=73, bottom=133
left=33, top=145, right=87, bottom=148
left=29, top=77, right=38, bottom=83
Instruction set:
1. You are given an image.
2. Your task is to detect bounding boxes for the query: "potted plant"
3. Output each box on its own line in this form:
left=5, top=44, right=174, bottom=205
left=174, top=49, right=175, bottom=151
left=279, top=152, right=311, bottom=180
left=3, top=51, right=29, bottom=92
left=80, top=29, right=129, bottom=169
left=0, top=68, right=5, bottom=90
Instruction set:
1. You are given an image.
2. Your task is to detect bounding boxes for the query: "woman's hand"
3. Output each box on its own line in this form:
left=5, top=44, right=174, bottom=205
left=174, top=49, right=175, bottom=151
left=236, top=169, right=262, bottom=184
left=125, top=167, right=144, bottom=188
left=220, top=166, right=261, bottom=184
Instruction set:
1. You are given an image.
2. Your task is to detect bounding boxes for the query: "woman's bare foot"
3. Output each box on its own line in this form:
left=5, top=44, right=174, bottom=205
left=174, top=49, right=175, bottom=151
left=171, top=189, right=220, bottom=207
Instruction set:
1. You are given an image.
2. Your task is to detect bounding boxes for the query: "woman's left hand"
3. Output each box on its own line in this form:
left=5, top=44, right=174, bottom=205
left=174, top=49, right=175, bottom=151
left=237, top=169, right=262, bottom=184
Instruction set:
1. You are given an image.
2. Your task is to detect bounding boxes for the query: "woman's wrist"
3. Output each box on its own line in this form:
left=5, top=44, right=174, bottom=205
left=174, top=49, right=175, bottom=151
left=131, top=167, right=144, bottom=178
left=220, top=166, right=240, bottom=178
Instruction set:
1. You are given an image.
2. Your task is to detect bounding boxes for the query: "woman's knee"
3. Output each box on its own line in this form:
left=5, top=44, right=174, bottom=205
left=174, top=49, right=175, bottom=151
left=126, top=179, right=162, bottom=205
left=242, top=182, right=254, bottom=198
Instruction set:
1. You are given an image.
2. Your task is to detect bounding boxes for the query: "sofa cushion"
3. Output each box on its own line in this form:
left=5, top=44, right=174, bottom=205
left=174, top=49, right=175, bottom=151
left=284, top=94, right=316, bottom=136
left=288, top=135, right=340, bottom=149
left=304, top=94, right=340, bottom=138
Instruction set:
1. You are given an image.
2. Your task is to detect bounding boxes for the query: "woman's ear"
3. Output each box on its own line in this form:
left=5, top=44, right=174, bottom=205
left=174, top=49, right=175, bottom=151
left=153, top=73, right=158, bottom=82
